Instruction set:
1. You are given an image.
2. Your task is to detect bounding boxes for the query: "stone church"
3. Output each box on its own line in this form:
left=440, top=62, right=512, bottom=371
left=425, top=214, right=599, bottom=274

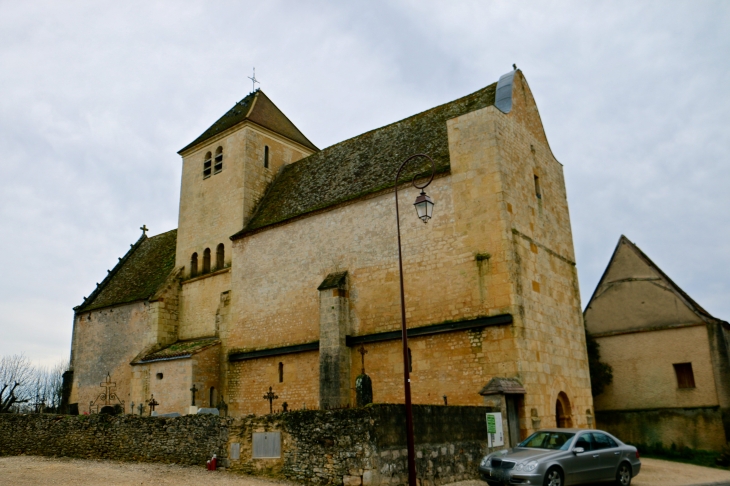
left=67, top=69, right=593, bottom=441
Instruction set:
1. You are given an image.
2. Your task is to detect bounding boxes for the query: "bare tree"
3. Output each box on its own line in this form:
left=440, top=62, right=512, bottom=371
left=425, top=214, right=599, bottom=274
left=28, top=361, right=66, bottom=413
left=0, top=354, right=34, bottom=413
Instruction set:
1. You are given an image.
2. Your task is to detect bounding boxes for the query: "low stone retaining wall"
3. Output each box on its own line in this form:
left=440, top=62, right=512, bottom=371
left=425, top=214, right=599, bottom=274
left=596, top=406, right=728, bottom=451
left=228, top=404, right=489, bottom=485
left=0, top=413, right=229, bottom=465
left=0, top=404, right=490, bottom=485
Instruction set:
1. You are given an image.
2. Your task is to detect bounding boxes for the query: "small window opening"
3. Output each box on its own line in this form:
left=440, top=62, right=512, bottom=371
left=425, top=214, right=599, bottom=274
left=278, top=362, right=284, bottom=383
left=214, top=147, right=223, bottom=174
left=534, top=175, right=542, bottom=199
left=203, top=152, right=212, bottom=178
left=156, top=373, right=163, bottom=380
left=674, top=362, right=696, bottom=389
left=210, top=387, right=216, bottom=407
left=203, top=248, right=211, bottom=273
left=408, top=348, right=413, bottom=373
left=264, top=145, right=270, bottom=168
left=216, top=243, right=224, bottom=270
left=190, top=252, right=198, bottom=277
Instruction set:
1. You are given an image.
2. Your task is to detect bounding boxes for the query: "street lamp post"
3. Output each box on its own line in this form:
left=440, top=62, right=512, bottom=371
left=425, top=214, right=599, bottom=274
left=394, top=154, right=436, bottom=486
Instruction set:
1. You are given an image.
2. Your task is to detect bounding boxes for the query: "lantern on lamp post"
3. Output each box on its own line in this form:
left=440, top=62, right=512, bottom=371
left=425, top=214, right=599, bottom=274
left=394, top=153, right=436, bottom=486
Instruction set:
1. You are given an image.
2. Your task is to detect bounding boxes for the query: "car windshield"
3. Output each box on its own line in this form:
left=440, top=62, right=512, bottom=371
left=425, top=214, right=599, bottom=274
left=518, top=431, right=575, bottom=450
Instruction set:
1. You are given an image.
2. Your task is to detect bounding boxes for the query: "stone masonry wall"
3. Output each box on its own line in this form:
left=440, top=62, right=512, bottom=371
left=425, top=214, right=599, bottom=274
left=0, top=405, right=490, bottom=486
left=70, top=301, right=154, bottom=412
left=227, top=404, right=489, bottom=486
left=597, top=406, right=727, bottom=451
left=0, top=414, right=228, bottom=465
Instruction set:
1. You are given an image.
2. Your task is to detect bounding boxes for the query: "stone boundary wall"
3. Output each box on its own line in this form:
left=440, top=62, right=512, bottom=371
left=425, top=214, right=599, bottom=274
left=0, top=405, right=490, bottom=485
left=0, top=414, right=229, bottom=465
left=596, top=406, right=728, bottom=451
left=228, top=404, right=489, bottom=485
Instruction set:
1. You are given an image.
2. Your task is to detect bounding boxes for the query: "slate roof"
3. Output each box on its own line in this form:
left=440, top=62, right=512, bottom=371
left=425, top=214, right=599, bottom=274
left=479, top=377, right=527, bottom=396
left=133, top=337, right=220, bottom=364
left=76, top=229, right=177, bottom=312
left=586, top=235, right=727, bottom=325
left=233, top=82, right=498, bottom=237
left=178, top=90, right=318, bottom=154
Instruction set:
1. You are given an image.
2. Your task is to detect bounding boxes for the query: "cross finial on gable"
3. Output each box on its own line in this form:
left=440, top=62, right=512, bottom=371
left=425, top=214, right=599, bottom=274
left=140, top=225, right=148, bottom=236
left=248, top=67, right=260, bottom=93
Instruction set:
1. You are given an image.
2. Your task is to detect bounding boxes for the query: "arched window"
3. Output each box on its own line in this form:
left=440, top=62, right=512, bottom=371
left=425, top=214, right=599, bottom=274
left=216, top=243, right=224, bottom=270
left=190, top=252, right=198, bottom=277
left=203, top=248, right=211, bottom=273
left=209, top=387, right=216, bottom=408
left=278, top=362, right=284, bottom=383
left=214, top=146, right=223, bottom=174
left=408, top=348, right=413, bottom=373
left=534, top=174, right=542, bottom=199
left=203, top=152, right=212, bottom=178
left=264, top=145, right=270, bottom=168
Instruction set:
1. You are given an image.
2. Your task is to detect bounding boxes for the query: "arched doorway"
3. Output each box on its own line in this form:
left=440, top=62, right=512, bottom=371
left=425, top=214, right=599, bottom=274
left=555, top=392, right=573, bottom=428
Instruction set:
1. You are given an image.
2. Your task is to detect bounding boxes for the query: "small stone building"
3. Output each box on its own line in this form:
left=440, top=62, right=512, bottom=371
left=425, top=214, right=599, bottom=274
left=585, top=236, right=730, bottom=451
left=67, top=69, right=593, bottom=442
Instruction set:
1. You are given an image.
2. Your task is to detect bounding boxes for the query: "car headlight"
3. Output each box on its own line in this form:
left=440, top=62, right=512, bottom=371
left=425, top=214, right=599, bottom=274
left=514, top=463, right=525, bottom=471
left=525, top=461, right=539, bottom=472
left=480, top=457, right=490, bottom=467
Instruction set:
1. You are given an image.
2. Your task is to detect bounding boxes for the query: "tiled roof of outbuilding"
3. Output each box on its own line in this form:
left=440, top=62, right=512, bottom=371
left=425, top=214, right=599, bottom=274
left=133, top=337, right=220, bottom=364
left=479, top=377, right=527, bottom=395
left=76, top=229, right=177, bottom=312
left=233, top=82, right=498, bottom=237
left=178, top=90, right=318, bottom=154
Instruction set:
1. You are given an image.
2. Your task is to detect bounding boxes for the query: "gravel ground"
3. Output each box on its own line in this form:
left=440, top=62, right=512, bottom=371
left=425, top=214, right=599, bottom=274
left=1, top=456, right=729, bottom=486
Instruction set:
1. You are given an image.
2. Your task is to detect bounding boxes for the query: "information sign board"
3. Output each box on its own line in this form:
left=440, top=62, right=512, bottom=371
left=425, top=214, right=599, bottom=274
left=486, top=412, right=504, bottom=447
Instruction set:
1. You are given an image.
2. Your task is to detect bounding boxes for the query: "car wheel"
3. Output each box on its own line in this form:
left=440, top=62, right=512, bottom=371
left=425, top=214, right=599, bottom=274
left=615, top=462, right=632, bottom=486
left=543, top=467, right=563, bottom=486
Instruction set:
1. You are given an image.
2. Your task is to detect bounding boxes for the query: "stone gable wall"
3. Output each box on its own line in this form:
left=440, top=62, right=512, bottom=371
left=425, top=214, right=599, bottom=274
left=70, top=301, right=154, bottom=413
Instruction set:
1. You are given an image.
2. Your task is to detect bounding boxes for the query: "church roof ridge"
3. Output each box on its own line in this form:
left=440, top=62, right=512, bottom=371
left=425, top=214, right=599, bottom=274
left=233, top=80, right=499, bottom=238
left=75, top=228, right=178, bottom=313
left=585, top=235, right=724, bottom=325
left=178, top=90, right=318, bottom=154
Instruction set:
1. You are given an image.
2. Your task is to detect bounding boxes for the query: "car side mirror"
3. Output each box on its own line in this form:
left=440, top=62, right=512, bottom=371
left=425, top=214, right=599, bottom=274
left=573, top=447, right=585, bottom=454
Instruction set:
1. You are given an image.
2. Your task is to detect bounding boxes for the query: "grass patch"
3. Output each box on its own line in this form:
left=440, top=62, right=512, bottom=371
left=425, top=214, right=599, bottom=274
left=631, top=442, right=730, bottom=470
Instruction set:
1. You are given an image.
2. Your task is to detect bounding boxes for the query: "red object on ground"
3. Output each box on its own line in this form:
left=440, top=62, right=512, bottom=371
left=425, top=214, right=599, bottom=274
left=210, top=455, right=217, bottom=471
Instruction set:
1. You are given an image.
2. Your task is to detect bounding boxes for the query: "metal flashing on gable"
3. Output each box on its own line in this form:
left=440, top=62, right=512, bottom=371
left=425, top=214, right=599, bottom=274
left=495, top=69, right=517, bottom=114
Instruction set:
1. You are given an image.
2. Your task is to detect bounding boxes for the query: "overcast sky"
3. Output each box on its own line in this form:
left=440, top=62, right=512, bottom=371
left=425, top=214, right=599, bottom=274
left=1, top=1, right=728, bottom=367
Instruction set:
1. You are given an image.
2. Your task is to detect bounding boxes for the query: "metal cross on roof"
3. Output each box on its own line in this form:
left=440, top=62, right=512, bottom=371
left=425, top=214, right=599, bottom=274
left=358, top=345, right=368, bottom=374
left=140, top=225, right=148, bottom=236
left=248, top=67, right=260, bottom=92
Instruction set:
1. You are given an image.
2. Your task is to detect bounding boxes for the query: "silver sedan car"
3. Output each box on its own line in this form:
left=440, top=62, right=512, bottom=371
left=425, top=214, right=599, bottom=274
left=478, top=429, right=641, bottom=486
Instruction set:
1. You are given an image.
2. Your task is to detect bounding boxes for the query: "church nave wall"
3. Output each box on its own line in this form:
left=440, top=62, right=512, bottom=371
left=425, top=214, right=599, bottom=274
left=227, top=350, right=320, bottom=416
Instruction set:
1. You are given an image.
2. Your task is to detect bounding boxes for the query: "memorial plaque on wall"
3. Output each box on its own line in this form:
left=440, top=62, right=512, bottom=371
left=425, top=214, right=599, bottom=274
left=252, top=432, right=281, bottom=458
